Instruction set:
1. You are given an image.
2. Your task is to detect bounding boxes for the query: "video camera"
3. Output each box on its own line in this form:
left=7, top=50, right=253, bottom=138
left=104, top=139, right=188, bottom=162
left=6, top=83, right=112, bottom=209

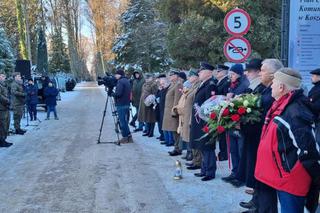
left=97, top=73, right=118, bottom=96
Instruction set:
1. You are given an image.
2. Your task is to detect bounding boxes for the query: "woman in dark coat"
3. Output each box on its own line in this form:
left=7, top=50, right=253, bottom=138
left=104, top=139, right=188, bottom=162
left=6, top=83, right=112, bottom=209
left=44, top=82, right=59, bottom=120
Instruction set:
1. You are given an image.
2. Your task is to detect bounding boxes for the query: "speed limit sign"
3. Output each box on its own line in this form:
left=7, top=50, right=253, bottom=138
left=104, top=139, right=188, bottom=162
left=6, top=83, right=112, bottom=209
left=224, top=8, right=251, bottom=36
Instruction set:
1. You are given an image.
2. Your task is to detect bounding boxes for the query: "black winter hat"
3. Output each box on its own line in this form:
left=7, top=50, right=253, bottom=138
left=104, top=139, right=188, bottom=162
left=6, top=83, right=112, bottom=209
left=116, top=69, right=125, bottom=76
left=230, top=64, right=244, bottom=76
left=178, top=72, right=187, bottom=81
left=199, top=62, right=214, bottom=71
left=216, top=64, right=229, bottom=71
left=246, top=58, right=263, bottom=71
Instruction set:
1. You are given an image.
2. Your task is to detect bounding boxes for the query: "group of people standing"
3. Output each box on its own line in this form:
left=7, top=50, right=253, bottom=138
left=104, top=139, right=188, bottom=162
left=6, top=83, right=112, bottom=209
left=0, top=71, right=59, bottom=148
left=112, top=58, right=320, bottom=212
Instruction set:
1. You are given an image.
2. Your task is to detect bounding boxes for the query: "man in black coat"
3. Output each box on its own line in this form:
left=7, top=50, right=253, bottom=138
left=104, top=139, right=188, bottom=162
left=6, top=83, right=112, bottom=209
left=189, top=62, right=217, bottom=181
left=215, top=64, right=230, bottom=161
left=156, top=74, right=169, bottom=143
left=114, top=69, right=133, bottom=144
left=309, top=68, right=320, bottom=146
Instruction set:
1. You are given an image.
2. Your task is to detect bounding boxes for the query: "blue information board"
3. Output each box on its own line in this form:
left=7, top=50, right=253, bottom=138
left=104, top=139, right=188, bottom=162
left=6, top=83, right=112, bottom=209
left=288, top=1, right=320, bottom=88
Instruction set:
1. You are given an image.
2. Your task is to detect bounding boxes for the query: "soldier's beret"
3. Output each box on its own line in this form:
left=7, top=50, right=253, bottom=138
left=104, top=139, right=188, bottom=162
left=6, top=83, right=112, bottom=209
left=310, top=68, right=320, bottom=75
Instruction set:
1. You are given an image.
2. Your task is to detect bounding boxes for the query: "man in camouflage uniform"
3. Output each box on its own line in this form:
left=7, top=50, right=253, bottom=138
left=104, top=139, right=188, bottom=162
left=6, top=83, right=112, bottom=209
left=11, top=72, right=26, bottom=135
left=0, top=71, right=13, bottom=147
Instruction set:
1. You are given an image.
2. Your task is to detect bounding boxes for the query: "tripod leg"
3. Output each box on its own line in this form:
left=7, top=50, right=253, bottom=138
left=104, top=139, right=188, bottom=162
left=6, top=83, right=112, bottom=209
left=97, top=96, right=109, bottom=144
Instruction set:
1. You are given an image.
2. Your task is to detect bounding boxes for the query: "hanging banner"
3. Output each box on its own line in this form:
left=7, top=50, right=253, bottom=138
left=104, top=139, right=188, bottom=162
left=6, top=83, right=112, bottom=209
left=288, top=1, right=320, bottom=84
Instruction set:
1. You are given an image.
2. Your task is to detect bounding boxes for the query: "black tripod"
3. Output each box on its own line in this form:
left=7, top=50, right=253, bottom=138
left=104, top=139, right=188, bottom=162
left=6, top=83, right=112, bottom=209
left=97, top=94, right=121, bottom=146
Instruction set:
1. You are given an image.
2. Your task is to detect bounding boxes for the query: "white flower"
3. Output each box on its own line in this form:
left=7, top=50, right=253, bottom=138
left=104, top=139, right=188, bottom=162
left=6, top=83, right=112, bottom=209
left=243, top=100, right=249, bottom=107
left=246, top=108, right=252, bottom=113
left=229, top=103, right=235, bottom=107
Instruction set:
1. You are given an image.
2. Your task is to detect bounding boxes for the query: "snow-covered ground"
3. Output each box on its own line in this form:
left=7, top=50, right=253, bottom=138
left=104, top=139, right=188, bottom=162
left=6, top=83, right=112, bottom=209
left=0, top=82, right=317, bottom=213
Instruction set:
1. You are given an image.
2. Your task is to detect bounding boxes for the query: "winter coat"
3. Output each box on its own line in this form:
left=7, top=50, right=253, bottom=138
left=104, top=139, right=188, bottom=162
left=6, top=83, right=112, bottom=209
left=26, top=84, right=39, bottom=105
left=11, top=80, right=26, bottom=108
left=0, top=81, right=10, bottom=111
left=162, top=81, right=183, bottom=132
left=216, top=76, right=230, bottom=96
left=44, top=86, right=59, bottom=106
left=255, top=89, right=320, bottom=196
left=180, top=81, right=200, bottom=143
left=138, top=81, right=158, bottom=123
left=308, top=82, right=320, bottom=121
left=190, top=79, right=217, bottom=150
left=132, top=76, right=145, bottom=107
left=173, top=90, right=188, bottom=135
left=114, top=77, right=131, bottom=106
left=229, top=75, right=249, bottom=96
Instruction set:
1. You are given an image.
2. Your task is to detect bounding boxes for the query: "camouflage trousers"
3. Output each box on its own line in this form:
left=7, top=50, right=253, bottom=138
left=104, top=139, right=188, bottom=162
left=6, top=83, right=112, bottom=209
left=13, top=106, right=24, bottom=130
left=0, top=110, right=10, bottom=141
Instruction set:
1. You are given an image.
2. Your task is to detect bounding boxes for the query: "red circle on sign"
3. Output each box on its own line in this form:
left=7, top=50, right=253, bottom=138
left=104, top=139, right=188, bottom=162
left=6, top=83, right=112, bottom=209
left=224, top=8, right=251, bottom=36
left=223, top=36, right=251, bottom=63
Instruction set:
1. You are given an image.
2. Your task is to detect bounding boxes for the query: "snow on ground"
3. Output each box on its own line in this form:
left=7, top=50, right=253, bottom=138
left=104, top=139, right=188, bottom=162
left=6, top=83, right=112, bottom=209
left=0, top=82, right=317, bottom=213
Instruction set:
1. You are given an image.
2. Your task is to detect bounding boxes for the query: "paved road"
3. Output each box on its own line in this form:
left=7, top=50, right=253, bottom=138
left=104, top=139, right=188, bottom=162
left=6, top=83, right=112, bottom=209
left=0, top=82, right=256, bottom=213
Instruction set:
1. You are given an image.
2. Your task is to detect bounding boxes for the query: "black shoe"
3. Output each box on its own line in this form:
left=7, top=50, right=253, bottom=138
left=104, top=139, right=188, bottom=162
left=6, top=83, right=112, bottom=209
left=142, top=132, right=149, bottom=136
left=241, top=206, right=257, bottom=213
left=148, top=133, right=154, bottom=137
left=156, top=136, right=161, bottom=140
left=222, top=174, right=236, bottom=182
left=160, top=141, right=166, bottom=145
left=194, top=173, right=205, bottom=177
left=20, top=129, right=27, bottom=133
left=129, top=121, right=136, bottom=128
left=166, top=144, right=173, bottom=147
left=133, top=128, right=143, bottom=132
left=187, top=165, right=201, bottom=170
left=0, top=140, right=12, bottom=147
left=239, top=200, right=255, bottom=209
left=230, top=179, right=245, bottom=188
left=169, top=150, right=182, bottom=156
left=185, top=162, right=193, bottom=167
left=201, top=176, right=215, bottom=181
left=15, top=129, right=25, bottom=135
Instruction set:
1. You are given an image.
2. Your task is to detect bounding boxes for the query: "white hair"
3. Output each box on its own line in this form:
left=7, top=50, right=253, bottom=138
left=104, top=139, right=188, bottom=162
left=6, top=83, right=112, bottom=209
left=262, top=59, right=284, bottom=73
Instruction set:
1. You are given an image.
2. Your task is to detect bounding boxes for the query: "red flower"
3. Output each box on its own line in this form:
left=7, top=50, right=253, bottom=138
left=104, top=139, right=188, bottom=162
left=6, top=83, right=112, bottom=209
left=210, top=112, right=217, bottom=120
left=231, top=114, right=241, bottom=122
left=222, top=108, right=230, bottom=116
left=237, top=107, right=247, bottom=115
left=202, top=125, right=210, bottom=133
left=217, top=126, right=225, bottom=134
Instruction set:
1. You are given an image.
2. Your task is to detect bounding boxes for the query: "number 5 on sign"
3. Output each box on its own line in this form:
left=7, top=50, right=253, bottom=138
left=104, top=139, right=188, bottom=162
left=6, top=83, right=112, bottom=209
left=224, top=8, right=251, bottom=36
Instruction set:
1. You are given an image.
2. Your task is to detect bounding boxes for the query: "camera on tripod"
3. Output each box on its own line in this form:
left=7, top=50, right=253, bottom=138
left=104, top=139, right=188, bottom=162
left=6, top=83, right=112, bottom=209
left=97, top=73, right=118, bottom=96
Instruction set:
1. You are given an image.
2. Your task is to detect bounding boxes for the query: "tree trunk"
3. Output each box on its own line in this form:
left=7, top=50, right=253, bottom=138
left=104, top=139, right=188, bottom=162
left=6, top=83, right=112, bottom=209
left=15, top=0, right=28, bottom=59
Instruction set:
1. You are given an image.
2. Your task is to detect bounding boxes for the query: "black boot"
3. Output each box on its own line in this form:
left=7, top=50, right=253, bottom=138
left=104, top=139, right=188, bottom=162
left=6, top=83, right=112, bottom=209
left=148, top=123, right=155, bottom=137
left=0, top=139, right=12, bottom=148
left=15, top=129, right=25, bottom=135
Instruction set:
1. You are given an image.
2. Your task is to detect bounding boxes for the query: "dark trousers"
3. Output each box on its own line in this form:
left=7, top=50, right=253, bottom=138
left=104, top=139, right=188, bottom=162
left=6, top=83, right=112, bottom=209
left=173, top=131, right=181, bottom=152
left=132, top=106, right=143, bottom=129
left=47, top=105, right=58, bottom=119
left=27, top=103, right=37, bottom=120
left=253, top=181, right=278, bottom=213
left=116, top=105, right=131, bottom=137
left=0, top=110, right=10, bottom=141
left=192, top=149, right=202, bottom=167
left=13, top=106, right=24, bottom=130
left=218, top=133, right=227, bottom=160
left=229, top=130, right=244, bottom=175
left=200, top=149, right=216, bottom=177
